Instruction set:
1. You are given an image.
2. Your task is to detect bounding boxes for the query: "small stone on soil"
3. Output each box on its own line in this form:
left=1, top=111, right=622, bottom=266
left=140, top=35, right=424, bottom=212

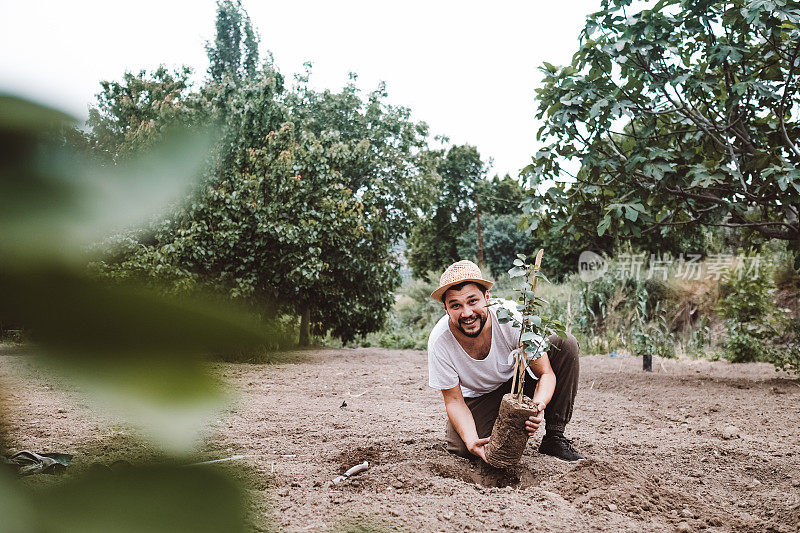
left=746, top=478, right=761, bottom=489
left=608, top=504, right=618, bottom=511
left=681, top=508, right=694, bottom=518
left=676, top=522, right=692, bottom=533
left=722, top=425, right=740, bottom=440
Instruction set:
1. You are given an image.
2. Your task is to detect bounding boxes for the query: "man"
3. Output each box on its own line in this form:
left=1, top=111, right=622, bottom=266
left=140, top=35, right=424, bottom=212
left=427, top=260, right=584, bottom=463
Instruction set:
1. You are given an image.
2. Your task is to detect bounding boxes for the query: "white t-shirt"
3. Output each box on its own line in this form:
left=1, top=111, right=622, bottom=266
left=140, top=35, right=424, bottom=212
left=427, top=300, right=541, bottom=398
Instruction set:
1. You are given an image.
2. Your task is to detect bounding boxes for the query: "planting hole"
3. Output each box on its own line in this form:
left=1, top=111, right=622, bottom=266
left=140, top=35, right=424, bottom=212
left=335, top=445, right=382, bottom=472
left=428, top=460, right=536, bottom=488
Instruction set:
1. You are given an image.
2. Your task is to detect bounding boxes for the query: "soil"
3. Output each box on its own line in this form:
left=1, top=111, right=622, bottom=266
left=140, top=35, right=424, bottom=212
left=2, top=348, right=800, bottom=532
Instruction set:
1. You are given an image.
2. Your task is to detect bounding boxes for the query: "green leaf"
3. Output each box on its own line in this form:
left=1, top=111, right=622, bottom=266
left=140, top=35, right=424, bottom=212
left=0, top=466, right=248, bottom=533
left=508, top=266, right=526, bottom=278
left=0, top=121, right=217, bottom=261
left=0, top=94, right=76, bottom=133
left=0, top=265, right=270, bottom=451
left=597, top=215, right=611, bottom=237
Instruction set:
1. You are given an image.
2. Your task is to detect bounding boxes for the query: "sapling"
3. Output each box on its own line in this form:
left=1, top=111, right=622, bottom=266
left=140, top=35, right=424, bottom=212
left=484, top=249, right=567, bottom=468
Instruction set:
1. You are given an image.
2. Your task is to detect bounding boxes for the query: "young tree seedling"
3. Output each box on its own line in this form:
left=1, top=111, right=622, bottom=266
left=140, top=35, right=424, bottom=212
left=494, top=249, right=567, bottom=402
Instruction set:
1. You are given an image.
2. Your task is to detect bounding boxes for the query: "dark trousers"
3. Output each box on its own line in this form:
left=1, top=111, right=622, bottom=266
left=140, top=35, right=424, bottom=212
left=445, top=334, right=580, bottom=457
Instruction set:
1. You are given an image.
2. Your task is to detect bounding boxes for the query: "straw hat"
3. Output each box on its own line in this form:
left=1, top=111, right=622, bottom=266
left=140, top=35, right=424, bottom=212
left=430, top=260, right=494, bottom=302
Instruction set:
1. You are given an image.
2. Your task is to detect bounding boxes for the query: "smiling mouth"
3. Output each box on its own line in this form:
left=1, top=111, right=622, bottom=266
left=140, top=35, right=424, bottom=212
left=460, top=317, right=478, bottom=326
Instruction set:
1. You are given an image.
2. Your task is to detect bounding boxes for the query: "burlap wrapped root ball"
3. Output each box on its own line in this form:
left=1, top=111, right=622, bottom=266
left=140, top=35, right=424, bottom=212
left=485, top=393, right=539, bottom=468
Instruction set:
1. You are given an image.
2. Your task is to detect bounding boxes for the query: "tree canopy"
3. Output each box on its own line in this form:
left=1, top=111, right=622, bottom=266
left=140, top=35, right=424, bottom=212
left=456, top=213, right=529, bottom=277
left=524, top=0, right=800, bottom=254
left=406, top=144, right=488, bottom=275
left=87, top=1, right=437, bottom=343
left=205, top=0, right=260, bottom=82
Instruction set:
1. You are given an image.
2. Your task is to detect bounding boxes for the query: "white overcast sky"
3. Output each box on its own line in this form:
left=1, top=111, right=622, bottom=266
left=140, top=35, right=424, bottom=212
left=1, top=1, right=599, bottom=178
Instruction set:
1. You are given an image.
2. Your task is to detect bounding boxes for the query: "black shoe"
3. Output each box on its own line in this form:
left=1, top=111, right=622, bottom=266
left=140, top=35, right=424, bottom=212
left=538, top=434, right=585, bottom=462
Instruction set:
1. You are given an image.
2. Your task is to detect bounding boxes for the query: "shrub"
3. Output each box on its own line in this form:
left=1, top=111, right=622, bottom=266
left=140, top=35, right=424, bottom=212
left=713, top=256, right=799, bottom=370
left=722, top=328, right=769, bottom=364
left=772, top=248, right=800, bottom=290
left=356, top=275, right=442, bottom=350
left=631, top=294, right=676, bottom=359
left=770, top=308, right=800, bottom=374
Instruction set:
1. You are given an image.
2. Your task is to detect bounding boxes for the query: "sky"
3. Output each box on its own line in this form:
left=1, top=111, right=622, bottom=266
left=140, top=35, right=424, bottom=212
left=1, top=0, right=599, bottom=178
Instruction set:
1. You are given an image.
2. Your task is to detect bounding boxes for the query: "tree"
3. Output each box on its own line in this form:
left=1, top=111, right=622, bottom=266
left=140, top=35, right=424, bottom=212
left=454, top=175, right=533, bottom=276
left=475, top=174, right=526, bottom=216
left=87, top=66, right=204, bottom=159
left=456, top=213, right=530, bottom=277
left=142, top=121, right=401, bottom=344
left=524, top=0, right=800, bottom=254
left=205, top=0, right=260, bottom=83
left=86, top=31, right=436, bottom=344
left=1, top=93, right=271, bottom=533
left=284, top=74, right=438, bottom=243
left=407, top=144, right=487, bottom=276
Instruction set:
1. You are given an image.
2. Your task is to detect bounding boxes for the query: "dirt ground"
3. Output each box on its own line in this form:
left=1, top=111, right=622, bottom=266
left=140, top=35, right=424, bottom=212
left=2, top=348, right=800, bottom=532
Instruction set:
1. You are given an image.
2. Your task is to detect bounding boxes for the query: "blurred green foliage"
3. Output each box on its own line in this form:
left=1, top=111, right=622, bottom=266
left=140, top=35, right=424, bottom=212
left=3, top=466, right=249, bottom=533
left=0, top=91, right=270, bottom=529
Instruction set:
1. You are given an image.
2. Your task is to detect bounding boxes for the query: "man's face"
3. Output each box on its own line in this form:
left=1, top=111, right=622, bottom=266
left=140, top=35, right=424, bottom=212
left=443, top=284, right=489, bottom=338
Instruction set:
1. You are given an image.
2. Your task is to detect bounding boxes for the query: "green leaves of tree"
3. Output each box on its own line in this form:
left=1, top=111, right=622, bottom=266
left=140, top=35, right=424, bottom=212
left=86, top=51, right=437, bottom=342
left=525, top=0, right=800, bottom=250
left=407, top=145, right=487, bottom=276
left=205, top=0, right=260, bottom=82
left=497, top=255, right=566, bottom=361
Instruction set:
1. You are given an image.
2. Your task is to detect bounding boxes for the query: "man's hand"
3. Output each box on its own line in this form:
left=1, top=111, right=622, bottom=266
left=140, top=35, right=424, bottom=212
left=524, top=402, right=546, bottom=437
left=467, top=437, right=490, bottom=463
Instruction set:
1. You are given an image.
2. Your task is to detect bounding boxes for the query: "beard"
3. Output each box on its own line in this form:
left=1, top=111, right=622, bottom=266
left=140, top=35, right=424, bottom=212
left=457, top=314, right=487, bottom=338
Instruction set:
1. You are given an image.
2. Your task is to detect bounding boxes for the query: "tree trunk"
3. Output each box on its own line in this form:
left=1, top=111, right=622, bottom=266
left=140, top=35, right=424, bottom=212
left=299, top=306, right=310, bottom=347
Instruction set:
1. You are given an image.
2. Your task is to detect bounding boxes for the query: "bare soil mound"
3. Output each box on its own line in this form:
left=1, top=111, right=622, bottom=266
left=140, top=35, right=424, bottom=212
left=2, top=349, right=799, bottom=532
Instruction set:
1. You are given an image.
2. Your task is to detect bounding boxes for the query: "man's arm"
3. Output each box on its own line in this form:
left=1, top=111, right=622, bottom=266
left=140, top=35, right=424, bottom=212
left=530, top=352, right=556, bottom=405
left=441, top=385, right=489, bottom=463
left=525, top=352, right=556, bottom=436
